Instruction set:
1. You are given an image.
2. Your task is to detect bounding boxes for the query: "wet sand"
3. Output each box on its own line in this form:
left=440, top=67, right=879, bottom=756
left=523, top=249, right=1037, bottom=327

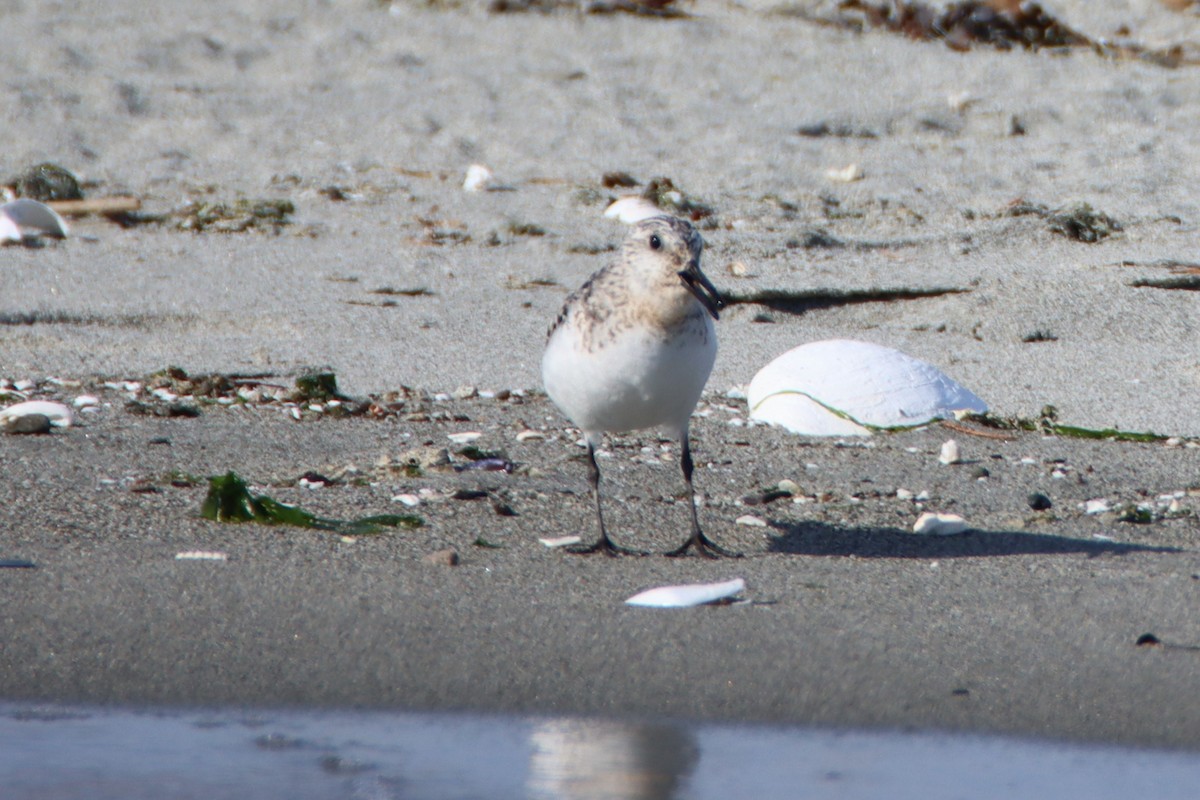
left=2, top=0, right=1200, bottom=749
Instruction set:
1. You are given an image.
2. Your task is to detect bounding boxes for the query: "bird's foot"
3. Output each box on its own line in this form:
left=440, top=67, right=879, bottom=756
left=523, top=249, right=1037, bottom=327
left=664, top=532, right=743, bottom=559
left=565, top=537, right=650, bottom=557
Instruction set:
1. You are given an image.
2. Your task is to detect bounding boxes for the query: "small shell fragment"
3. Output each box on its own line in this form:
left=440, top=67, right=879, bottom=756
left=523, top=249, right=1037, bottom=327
left=938, top=439, right=962, bottom=465
left=174, top=551, right=229, bottom=561
left=603, top=196, right=662, bottom=224
left=0, top=400, right=73, bottom=430
left=625, top=578, right=746, bottom=608
left=447, top=431, right=482, bottom=445
left=825, top=163, right=864, bottom=183
left=72, top=395, right=100, bottom=409
left=912, top=512, right=969, bottom=536
left=1084, top=499, right=1110, bottom=515
left=516, top=430, right=546, bottom=442
left=735, top=514, right=768, bottom=527
left=540, top=535, right=583, bottom=549
left=462, top=164, right=493, bottom=192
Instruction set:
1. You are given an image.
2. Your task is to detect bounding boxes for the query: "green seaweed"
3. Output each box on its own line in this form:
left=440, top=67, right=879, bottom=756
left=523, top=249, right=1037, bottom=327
left=201, top=472, right=422, bottom=535
left=960, top=409, right=1168, bottom=443
left=293, top=370, right=341, bottom=402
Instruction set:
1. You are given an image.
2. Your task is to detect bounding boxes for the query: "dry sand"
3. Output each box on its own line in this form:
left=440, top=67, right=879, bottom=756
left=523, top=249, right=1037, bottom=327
left=2, top=0, right=1200, bottom=748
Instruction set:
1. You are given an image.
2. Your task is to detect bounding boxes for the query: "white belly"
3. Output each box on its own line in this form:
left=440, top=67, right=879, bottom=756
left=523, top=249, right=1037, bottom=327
left=542, top=316, right=716, bottom=438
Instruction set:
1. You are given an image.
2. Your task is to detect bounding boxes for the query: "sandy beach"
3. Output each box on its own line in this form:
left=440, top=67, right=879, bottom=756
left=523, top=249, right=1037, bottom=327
left=2, top=0, right=1200, bottom=750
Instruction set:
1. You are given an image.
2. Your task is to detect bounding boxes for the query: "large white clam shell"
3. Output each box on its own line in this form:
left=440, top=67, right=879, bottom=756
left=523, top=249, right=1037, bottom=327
left=0, top=199, right=69, bottom=242
left=747, top=339, right=986, bottom=436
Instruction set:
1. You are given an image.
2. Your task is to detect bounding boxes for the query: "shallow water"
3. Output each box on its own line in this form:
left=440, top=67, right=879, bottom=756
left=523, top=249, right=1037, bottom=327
left=3, top=703, right=1199, bottom=800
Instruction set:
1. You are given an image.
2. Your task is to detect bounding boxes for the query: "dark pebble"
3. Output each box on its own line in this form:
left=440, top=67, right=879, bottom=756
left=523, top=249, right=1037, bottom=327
left=1027, top=492, right=1053, bottom=511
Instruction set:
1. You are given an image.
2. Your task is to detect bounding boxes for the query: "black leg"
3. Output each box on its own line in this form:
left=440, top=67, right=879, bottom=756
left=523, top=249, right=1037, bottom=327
left=566, top=440, right=648, bottom=557
left=665, top=431, right=742, bottom=559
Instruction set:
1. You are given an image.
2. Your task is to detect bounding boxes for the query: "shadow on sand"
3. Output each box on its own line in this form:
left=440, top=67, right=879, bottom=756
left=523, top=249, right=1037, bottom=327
left=765, top=520, right=1181, bottom=559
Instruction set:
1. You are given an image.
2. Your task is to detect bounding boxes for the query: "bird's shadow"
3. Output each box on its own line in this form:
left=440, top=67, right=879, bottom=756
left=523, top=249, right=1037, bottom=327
left=765, top=520, right=1181, bottom=558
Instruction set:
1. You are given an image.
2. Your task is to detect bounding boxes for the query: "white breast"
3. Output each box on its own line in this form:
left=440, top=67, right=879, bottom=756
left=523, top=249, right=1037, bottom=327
left=542, top=312, right=715, bottom=439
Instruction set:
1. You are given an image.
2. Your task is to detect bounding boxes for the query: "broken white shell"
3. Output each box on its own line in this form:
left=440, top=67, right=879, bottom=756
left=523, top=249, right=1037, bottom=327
left=0, top=400, right=73, bottom=428
left=912, top=512, right=969, bottom=535
left=625, top=578, right=745, bottom=608
left=0, top=199, right=69, bottom=241
left=747, top=340, right=987, bottom=436
left=603, top=196, right=662, bottom=224
left=462, top=164, right=493, bottom=192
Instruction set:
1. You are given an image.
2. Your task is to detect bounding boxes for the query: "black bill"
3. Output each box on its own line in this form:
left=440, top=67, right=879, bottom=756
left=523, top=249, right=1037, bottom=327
left=679, top=264, right=725, bottom=320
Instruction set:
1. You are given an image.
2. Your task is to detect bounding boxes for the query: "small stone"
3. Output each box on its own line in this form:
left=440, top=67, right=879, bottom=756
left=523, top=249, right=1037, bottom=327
left=1083, top=498, right=1110, bottom=515
left=777, top=479, right=802, bottom=496
left=13, top=379, right=35, bottom=392
left=971, top=466, right=990, bottom=479
left=938, top=439, right=961, bottom=465
left=447, top=431, right=482, bottom=445
left=1027, top=492, right=1052, bottom=511
left=452, top=385, right=478, bottom=400
left=423, top=548, right=460, bottom=566
left=392, top=493, right=420, bottom=507
left=72, top=394, right=100, bottom=408
left=736, top=514, right=768, bottom=527
left=896, top=488, right=915, bottom=500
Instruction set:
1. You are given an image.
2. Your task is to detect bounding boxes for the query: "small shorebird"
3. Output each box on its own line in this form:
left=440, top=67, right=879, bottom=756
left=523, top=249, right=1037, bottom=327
left=542, top=215, right=739, bottom=558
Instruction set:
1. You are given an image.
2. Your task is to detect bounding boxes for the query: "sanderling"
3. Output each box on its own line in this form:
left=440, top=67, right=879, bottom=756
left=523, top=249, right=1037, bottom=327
left=542, top=215, right=740, bottom=558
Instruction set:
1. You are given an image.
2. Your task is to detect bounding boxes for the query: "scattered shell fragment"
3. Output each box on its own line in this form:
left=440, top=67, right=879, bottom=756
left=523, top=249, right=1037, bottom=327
left=174, top=551, right=229, bottom=561
left=1084, top=499, right=1111, bottom=515
left=392, top=493, right=420, bottom=507
left=735, top=514, right=768, bottom=527
left=0, top=198, right=70, bottom=242
left=748, top=340, right=987, bottom=436
left=825, top=163, right=864, bottom=183
left=462, top=164, right=493, bottom=192
left=938, top=439, right=962, bottom=465
left=603, top=196, right=662, bottom=224
left=625, top=578, right=746, bottom=608
left=947, top=90, right=975, bottom=112
left=539, top=535, right=583, bottom=548
left=912, top=512, right=969, bottom=535
left=447, top=431, right=483, bottom=445
left=516, top=430, right=546, bottom=442
left=0, top=400, right=72, bottom=431
left=72, top=395, right=100, bottom=409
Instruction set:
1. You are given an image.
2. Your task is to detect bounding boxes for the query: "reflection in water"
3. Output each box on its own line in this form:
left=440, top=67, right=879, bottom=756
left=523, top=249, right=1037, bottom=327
left=528, top=719, right=699, bottom=800
left=4, top=703, right=1200, bottom=800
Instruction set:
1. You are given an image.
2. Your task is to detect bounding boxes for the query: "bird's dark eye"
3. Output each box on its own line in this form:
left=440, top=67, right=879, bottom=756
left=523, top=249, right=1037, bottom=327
left=649, top=234, right=662, bottom=250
